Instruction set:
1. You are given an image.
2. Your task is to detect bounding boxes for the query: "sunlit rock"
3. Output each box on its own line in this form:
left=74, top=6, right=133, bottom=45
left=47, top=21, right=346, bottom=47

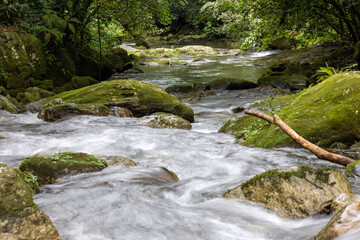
left=224, top=166, right=353, bottom=218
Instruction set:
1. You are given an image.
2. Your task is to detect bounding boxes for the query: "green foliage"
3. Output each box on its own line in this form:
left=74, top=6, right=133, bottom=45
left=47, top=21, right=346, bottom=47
left=24, top=173, right=38, bottom=184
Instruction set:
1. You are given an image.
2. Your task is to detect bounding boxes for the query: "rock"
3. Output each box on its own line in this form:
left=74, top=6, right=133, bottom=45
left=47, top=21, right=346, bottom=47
left=231, top=106, right=245, bottom=113
left=192, top=56, right=205, bottom=62
left=208, top=78, right=258, bottom=90
left=144, top=112, right=192, bottom=129
left=330, top=142, right=348, bottom=149
left=16, top=87, right=54, bottom=104
left=257, top=72, right=307, bottom=91
left=104, top=47, right=133, bottom=72
left=350, top=142, right=360, bottom=149
left=270, top=37, right=297, bottom=50
left=178, top=45, right=216, bottom=55
left=0, top=162, right=61, bottom=240
left=315, top=202, right=360, bottom=240
left=119, top=45, right=141, bottom=52
left=131, top=167, right=179, bottom=184
left=110, top=106, right=134, bottom=117
left=97, top=156, right=137, bottom=166
left=69, top=76, right=99, bottom=90
left=224, top=166, right=353, bottom=218
left=0, top=86, right=7, bottom=95
left=0, top=31, right=46, bottom=90
left=181, top=90, right=216, bottom=102
left=165, top=83, right=208, bottom=97
left=220, top=72, right=360, bottom=148
left=38, top=102, right=115, bottom=122
left=19, top=152, right=108, bottom=185
left=330, top=193, right=358, bottom=213
left=345, top=160, right=360, bottom=178
left=38, top=80, right=194, bottom=122
left=0, top=95, right=19, bottom=113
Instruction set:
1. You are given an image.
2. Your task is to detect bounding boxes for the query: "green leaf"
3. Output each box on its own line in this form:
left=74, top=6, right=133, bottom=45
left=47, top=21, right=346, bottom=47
left=69, top=17, right=82, bottom=24
left=64, top=16, right=71, bottom=21
left=3, top=0, right=8, bottom=4
left=44, top=33, right=51, bottom=45
left=68, top=23, right=76, bottom=34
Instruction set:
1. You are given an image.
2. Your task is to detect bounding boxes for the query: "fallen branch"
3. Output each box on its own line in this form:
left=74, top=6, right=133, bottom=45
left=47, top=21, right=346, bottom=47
left=244, top=109, right=355, bottom=166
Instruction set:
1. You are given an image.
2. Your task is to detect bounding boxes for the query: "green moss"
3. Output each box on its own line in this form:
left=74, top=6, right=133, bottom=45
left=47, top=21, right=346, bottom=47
left=19, top=152, right=107, bottom=185
left=192, top=56, right=205, bottom=62
left=14, top=169, right=40, bottom=194
left=345, top=160, right=360, bottom=177
left=0, top=95, right=18, bottom=113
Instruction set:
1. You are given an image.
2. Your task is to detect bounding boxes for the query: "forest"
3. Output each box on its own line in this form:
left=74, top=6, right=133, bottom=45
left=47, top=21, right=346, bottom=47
left=1, top=1, right=360, bottom=240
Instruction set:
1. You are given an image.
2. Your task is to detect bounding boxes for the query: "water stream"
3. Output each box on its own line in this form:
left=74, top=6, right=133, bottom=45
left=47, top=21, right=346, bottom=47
left=0, top=51, right=358, bottom=239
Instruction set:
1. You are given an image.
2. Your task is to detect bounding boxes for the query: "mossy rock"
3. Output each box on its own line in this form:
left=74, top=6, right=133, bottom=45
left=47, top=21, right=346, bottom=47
left=38, top=80, right=194, bottom=122
left=224, top=166, right=352, bottom=218
left=181, top=90, right=216, bottom=102
left=144, top=112, right=192, bottom=129
left=345, top=160, right=360, bottom=178
left=165, top=82, right=208, bottom=97
left=0, top=95, right=19, bottom=113
left=315, top=202, right=360, bottom=240
left=69, top=76, right=99, bottom=89
left=0, top=162, right=61, bottom=239
left=257, top=72, right=307, bottom=91
left=104, top=47, right=133, bottom=72
left=77, top=52, right=114, bottom=80
left=209, top=78, right=258, bottom=90
left=16, top=87, right=54, bottom=104
left=19, top=152, right=108, bottom=185
left=192, top=56, right=205, bottom=62
left=0, top=31, right=46, bottom=90
left=220, top=72, right=360, bottom=148
left=97, top=156, right=137, bottom=166
left=178, top=45, right=216, bottom=55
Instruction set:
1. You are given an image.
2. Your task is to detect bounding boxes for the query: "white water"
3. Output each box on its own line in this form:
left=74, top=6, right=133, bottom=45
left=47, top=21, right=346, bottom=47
left=0, top=51, right=358, bottom=239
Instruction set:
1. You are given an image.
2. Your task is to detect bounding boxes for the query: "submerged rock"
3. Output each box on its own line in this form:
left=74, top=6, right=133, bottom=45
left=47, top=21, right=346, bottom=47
left=37, top=80, right=194, bottom=122
left=209, top=78, right=258, bottom=90
left=98, top=156, right=137, bottom=166
left=224, top=166, right=353, bottom=218
left=220, top=72, right=360, bottom=148
left=144, top=112, right=192, bottom=129
left=0, top=162, right=61, bottom=240
left=130, top=167, right=179, bottom=184
left=165, top=83, right=208, bottom=97
left=19, top=152, right=107, bottom=185
left=181, top=90, right=216, bottom=102
left=315, top=202, right=360, bottom=240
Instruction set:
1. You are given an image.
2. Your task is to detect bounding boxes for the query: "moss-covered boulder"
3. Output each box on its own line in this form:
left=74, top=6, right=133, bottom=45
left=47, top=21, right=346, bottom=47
left=178, top=45, right=216, bottom=55
left=345, top=160, right=360, bottom=178
left=0, top=31, right=46, bottom=90
left=104, top=47, right=133, bottom=72
left=144, top=112, right=192, bottom=129
left=220, top=72, right=360, bottom=148
left=16, top=87, right=54, bottom=104
left=209, top=78, right=258, bottom=90
left=315, top=202, right=360, bottom=240
left=181, top=90, right=216, bottom=102
left=19, top=152, right=108, bottom=185
left=257, top=72, right=307, bottom=92
left=165, top=83, right=208, bottom=97
left=97, top=156, right=137, bottom=166
left=38, top=80, right=194, bottom=122
left=224, top=166, right=353, bottom=218
left=0, top=162, right=61, bottom=240
left=0, top=95, right=19, bottom=113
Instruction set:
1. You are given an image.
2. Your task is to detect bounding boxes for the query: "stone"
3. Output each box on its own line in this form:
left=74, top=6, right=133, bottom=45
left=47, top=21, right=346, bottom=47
left=181, top=90, right=216, bottom=102
left=37, top=80, right=194, bottom=122
left=19, top=152, right=108, bottom=185
left=315, top=202, right=360, bottom=240
left=165, top=83, right=208, bottom=97
left=104, top=47, right=133, bottom=72
left=144, top=112, right=192, bottom=129
left=0, top=95, right=19, bottom=113
left=97, top=156, right=137, bottom=166
left=16, top=87, right=54, bottom=104
left=209, top=78, right=258, bottom=90
left=224, top=166, right=353, bottom=218
left=0, top=162, right=61, bottom=240
left=345, top=160, right=360, bottom=178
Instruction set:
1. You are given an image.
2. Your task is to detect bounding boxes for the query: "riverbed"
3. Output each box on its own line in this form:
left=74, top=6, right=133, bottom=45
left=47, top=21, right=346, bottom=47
left=0, top=51, right=358, bottom=239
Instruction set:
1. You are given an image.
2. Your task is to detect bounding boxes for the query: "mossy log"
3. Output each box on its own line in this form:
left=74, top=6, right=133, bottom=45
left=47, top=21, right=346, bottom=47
left=244, top=109, right=355, bottom=166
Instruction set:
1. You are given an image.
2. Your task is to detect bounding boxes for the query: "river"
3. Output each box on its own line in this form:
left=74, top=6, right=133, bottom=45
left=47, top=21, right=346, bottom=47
left=0, top=50, right=358, bottom=239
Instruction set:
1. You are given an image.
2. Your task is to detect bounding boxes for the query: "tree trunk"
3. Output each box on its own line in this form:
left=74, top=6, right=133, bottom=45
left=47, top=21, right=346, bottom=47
left=244, top=110, right=355, bottom=166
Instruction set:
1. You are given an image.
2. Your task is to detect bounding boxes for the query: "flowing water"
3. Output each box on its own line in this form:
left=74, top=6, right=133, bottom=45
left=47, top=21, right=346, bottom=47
left=1, top=51, right=359, bottom=240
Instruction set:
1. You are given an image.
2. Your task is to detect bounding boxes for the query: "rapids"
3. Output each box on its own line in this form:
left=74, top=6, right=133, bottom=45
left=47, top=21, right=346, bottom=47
left=0, top=51, right=359, bottom=239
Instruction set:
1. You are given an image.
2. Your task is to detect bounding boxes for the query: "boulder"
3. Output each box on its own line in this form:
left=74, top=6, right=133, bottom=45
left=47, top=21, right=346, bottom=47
left=345, top=160, right=360, bottom=178
left=19, top=152, right=108, bottom=185
left=220, top=72, right=360, bottom=148
left=165, top=83, right=208, bottom=97
left=0, top=162, right=61, bottom=240
left=224, top=166, right=353, bottom=218
left=257, top=72, right=307, bottom=92
left=38, top=80, right=194, bottom=122
left=144, top=112, right=192, bottom=129
left=130, top=167, right=179, bottom=184
left=315, top=202, right=360, bottom=240
left=0, top=95, right=19, bottom=113
left=16, top=87, right=54, bottom=104
left=181, top=90, right=216, bottom=102
left=209, top=78, right=258, bottom=90
left=104, top=47, right=133, bottom=72
left=97, top=156, right=137, bottom=166
left=0, top=31, right=46, bottom=90
left=178, top=45, right=216, bottom=55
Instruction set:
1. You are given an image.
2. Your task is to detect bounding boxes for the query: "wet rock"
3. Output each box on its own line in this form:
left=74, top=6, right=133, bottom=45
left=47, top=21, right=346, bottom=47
left=231, top=106, right=245, bottom=113
left=38, top=102, right=115, bottom=122
left=350, top=142, right=360, bottom=149
left=165, top=83, right=208, bottom=97
left=38, top=80, right=194, bottom=122
left=330, top=193, right=358, bottom=213
left=0, top=162, right=61, bottom=240
left=19, top=152, right=108, bottom=185
left=224, top=166, right=353, bottom=218
left=98, top=156, right=137, bottom=166
left=178, top=45, right=216, bottom=55
left=315, top=202, right=360, bottom=240
left=192, top=56, right=205, bottom=62
left=208, top=78, right=258, bottom=90
left=329, top=142, right=348, bottom=149
left=181, top=90, right=216, bottom=102
left=131, top=167, right=179, bottom=184
left=144, top=112, right=192, bottom=129
left=0, top=95, right=19, bottom=113
left=345, top=160, right=360, bottom=178
left=257, top=72, right=307, bottom=92
left=110, top=106, right=134, bottom=117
